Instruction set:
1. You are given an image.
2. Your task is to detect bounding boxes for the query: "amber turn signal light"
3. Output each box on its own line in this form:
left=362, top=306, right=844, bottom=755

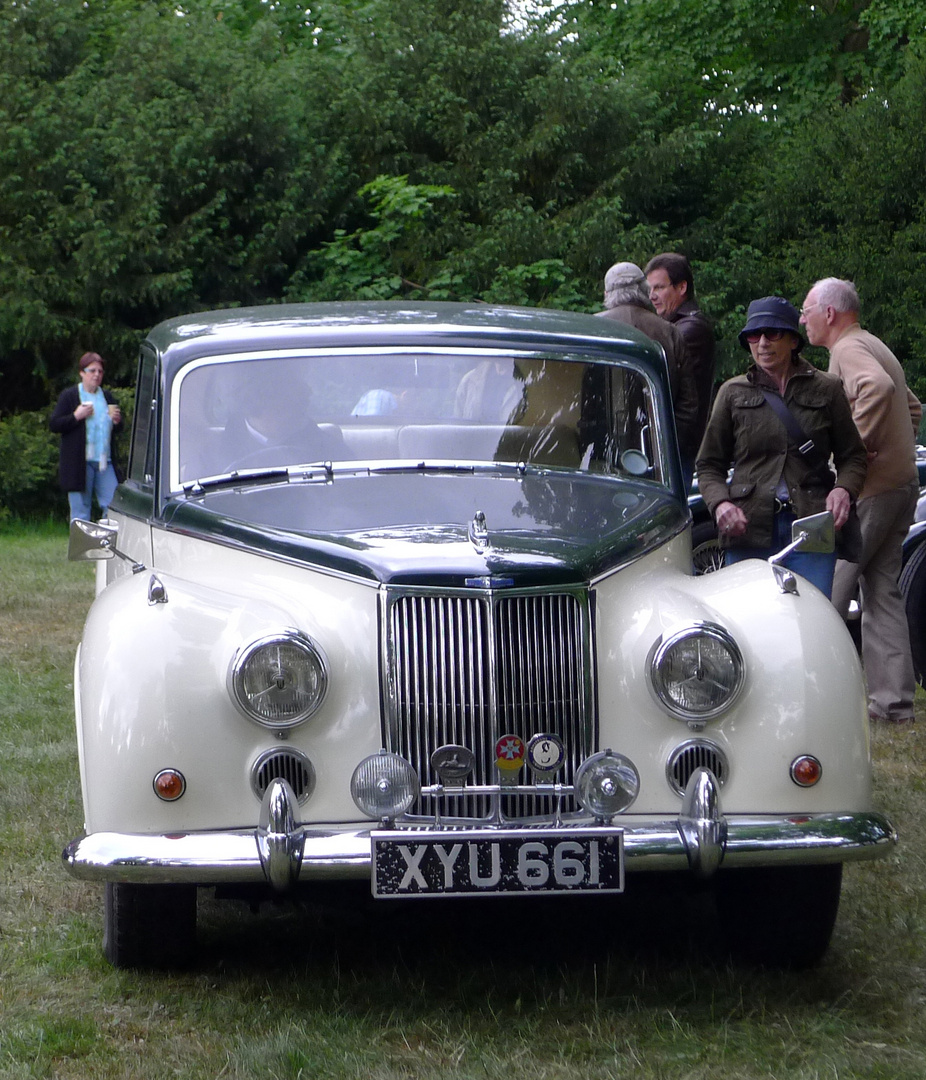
left=153, top=769, right=187, bottom=801
left=790, top=756, right=823, bottom=787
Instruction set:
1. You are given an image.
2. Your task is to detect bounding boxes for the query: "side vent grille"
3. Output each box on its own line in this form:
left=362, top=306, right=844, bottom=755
left=666, top=740, right=729, bottom=796
left=251, top=748, right=316, bottom=804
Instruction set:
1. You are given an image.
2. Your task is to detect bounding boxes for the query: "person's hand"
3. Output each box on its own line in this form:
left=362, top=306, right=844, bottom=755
left=714, top=500, right=748, bottom=538
left=74, top=402, right=94, bottom=421
left=827, top=486, right=851, bottom=530
left=108, top=404, right=122, bottom=424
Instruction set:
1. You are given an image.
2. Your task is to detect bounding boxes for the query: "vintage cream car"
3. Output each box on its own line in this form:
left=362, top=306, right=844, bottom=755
left=63, top=302, right=895, bottom=968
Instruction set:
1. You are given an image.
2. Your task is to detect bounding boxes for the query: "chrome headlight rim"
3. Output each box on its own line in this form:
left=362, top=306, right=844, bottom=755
left=650, top=622, right=745, bottom=721
left=229, top=630, right=329, bottom=730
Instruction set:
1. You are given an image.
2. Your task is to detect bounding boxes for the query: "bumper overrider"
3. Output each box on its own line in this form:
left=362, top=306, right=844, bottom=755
left=63, top=769, right=897, bottom=891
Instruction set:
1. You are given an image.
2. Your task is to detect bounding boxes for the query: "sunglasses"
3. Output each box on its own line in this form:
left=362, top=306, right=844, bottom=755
left=744, top=328, right=788, bottom=344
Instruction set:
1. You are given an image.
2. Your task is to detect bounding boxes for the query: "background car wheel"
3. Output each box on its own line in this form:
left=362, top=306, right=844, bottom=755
left=900, top=540, right=926, bottom=684
left=103, top=883, right=197, bottom=969
left=714, top=863, right=842, bottom=968
left=691, top=521, right=724, bottom=575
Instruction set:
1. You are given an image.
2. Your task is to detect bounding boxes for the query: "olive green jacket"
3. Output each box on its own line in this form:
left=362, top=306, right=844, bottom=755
left=696, top=359, right=868, bottom=549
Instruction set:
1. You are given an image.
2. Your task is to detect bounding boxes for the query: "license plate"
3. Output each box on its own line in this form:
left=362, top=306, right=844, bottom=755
left=372, top=828, right=624, bottom=898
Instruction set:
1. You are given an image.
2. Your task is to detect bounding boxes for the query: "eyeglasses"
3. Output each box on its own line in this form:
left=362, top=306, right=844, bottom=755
left=744, top=328, right=787, bottom=343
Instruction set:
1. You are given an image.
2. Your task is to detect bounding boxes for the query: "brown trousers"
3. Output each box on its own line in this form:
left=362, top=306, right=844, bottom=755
left=832, top=480, right=919, bottom=721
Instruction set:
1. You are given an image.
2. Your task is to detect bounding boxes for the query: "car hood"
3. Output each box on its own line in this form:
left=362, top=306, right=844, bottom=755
left=162, top=471, right=686, bottom=586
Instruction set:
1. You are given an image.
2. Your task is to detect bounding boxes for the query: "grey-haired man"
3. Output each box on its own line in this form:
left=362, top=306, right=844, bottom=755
left=598, top=261, right=699, bottom=484
left=801, top=277, right=922, bottom=723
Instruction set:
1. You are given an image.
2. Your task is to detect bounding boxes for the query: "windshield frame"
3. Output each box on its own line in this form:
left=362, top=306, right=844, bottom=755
left=166, top=346, right=675, bottom=496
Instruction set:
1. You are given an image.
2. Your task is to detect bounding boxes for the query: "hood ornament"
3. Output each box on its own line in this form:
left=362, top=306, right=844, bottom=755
left=468, top=509, right=489, bottom=552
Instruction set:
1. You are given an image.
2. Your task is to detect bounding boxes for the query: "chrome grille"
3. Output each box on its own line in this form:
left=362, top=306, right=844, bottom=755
left=383, top=587, right=594, bottom=820
left=251, top=748, right=316, bottom=804
left=666, top=740, right=729, bottom=796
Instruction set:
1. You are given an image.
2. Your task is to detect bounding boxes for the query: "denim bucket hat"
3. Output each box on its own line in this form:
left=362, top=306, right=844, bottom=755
left=738, top=296, right=805, bottom=351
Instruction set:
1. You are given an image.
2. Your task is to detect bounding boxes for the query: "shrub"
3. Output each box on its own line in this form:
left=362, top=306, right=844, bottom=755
left=0, top=409, right=62, bottom=523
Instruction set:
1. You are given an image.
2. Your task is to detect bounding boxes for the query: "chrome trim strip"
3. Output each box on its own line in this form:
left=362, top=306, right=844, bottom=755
left=62, top=810, right=896, bottom=885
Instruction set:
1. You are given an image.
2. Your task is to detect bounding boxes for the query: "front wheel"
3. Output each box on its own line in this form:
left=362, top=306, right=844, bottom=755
left=714, top=863, right=842, bottom=968
left=103, top=882, right=197, bottom=969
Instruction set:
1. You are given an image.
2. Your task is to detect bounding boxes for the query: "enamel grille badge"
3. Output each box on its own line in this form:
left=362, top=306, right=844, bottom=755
left=527, top=733, right=565, bottom=776
left=430, top=745, right=475, bottom=786
left=495, top=735, right=525, bottom=776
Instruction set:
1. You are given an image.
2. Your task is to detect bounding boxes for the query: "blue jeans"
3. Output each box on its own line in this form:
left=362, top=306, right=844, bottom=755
left=724, top=511, right=837, bottom=598
left=68, top=461, right=119, bottom=521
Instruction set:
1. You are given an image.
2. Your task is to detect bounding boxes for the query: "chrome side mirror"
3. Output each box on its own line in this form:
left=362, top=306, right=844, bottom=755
left=768, top=511, right=835, bottom=565
left=68, top=518, right=145, bottom=573
left=68, top=519, right=117, bottom=561
left=767, top=511, right=835, bottom=594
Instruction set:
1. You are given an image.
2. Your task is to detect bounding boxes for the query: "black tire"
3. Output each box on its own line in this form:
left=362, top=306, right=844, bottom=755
left=900, top=539, right=926, bottom=685
left=691, top=521, right=724, bottom=576
left=715, top=863, right=842, bottom=968
left=103, top=882, right=197, bottom=969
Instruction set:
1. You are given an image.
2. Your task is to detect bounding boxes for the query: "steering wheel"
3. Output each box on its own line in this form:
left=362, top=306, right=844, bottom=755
left=226, top=444, right=308, bottom=471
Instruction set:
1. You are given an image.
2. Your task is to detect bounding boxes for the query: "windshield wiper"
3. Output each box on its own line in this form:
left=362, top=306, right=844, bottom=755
left=181, top=458, right=536, bottom=494
left=366, top=460, right=536, bottom=477
left=181, top=462, right=332, bottom=494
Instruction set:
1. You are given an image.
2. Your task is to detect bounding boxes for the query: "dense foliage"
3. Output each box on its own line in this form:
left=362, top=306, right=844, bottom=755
left=1, top=0, right=925, bottom=515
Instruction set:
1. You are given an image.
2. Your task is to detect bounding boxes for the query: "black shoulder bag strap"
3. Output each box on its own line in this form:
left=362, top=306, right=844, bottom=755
left=759, top=387, right=862, bottom=560
left=758, top=389, right=831, bottom=483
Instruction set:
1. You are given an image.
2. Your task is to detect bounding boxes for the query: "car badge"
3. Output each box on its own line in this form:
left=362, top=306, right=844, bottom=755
left=430, top=744, right=475, bottom=786
left=495, top=735, right=525, bottom=783
left=526, top=733, right=565, bottom=776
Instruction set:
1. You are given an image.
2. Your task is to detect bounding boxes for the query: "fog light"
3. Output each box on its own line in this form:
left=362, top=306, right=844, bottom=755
left=351, top=751, right=419, bottom=821
left=153, top=769, right=186, bottom=802
left=574, top=750, right=640, bottom=820
left=790, top=755, right=823, bottom=787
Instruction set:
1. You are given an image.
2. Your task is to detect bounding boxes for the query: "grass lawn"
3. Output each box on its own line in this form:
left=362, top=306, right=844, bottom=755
left=1, top=523, right=925, bottom=1079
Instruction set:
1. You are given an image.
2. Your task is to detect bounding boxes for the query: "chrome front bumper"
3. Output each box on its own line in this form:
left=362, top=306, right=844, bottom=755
left=63, top=772, right=897, bottom=889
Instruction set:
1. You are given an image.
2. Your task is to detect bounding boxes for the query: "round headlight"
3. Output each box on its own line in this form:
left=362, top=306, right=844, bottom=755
left=351, top=752, right=419, bottom=821
left=651, top=623, right=744, bottom=721
left=574, top=750, right=640, bottom=819
left=229, top=631, right=328, bottom=729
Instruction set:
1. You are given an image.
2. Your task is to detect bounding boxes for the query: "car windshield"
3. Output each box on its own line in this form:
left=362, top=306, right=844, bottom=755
left=170, top=349, right=667, bottom=490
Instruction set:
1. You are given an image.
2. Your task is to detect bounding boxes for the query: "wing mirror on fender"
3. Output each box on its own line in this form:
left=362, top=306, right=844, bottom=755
left=68, top=518, right=146, bottom=574
left=767, top=511, right=835, bottom=594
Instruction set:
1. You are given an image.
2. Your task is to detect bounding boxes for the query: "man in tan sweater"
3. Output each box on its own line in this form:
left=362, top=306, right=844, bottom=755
left=801, top=277, right=922, bottom=723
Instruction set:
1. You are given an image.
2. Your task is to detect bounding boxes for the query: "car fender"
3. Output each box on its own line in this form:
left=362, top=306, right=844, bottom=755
left=595, top=543, right=870, bottom=815
left=75, top=566, right=383, bottom=834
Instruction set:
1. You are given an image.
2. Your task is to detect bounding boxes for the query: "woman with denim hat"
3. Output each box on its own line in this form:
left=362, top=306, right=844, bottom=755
left=696, top=296, right=867, bottom=596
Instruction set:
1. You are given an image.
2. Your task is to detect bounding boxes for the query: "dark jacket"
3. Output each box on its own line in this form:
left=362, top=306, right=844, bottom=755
left=696, top=359, right=867, bottom=549
left=598, top=303, right=700, bottom=457
left=667, top=299, right=715, bottom=448
left=49, top=385, right=124, bottom=492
